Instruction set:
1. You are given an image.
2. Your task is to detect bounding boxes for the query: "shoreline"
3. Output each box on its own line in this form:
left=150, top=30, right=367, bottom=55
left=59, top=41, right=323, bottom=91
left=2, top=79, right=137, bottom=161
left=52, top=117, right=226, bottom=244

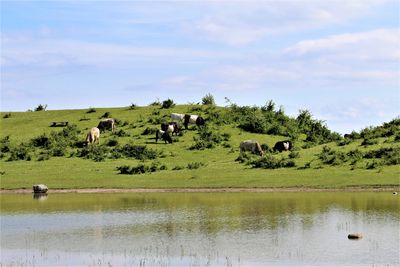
left=1, top=186, right=399, bottom=194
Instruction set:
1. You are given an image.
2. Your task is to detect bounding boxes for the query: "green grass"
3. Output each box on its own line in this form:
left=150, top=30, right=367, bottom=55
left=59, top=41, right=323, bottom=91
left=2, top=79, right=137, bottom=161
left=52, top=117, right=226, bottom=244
left=1, top=105, right=399, bottom=190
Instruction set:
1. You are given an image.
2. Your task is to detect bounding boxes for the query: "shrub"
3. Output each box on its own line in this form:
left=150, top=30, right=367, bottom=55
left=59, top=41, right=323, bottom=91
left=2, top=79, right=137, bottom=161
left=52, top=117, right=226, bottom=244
left=3, top=113, right=11, bottom=119
left=149, top=99, right=161, bottom=106
left=187, top=162, right=205, bottom=170
left=77, top=145, right=108, bottom=162
left=366, top=160, right=381, bottom=170
left=288, top=151, right=300, bottom=159
left=113, top=129, right=130, bottom=137
left=86, top=107, right=96, bottom=113
left=161, top=99, right=175, bottom=109
left=129, top=103, right=137, bottom=110
left=190, top=126, right=223, bottom=150
left=318, top=146, right=347, bottom=165
left=347, top=149, right=363, bottom=163
left=142, top=127, right=157, bottom=135
left=337, top=138, right=351, bottom=146
left=34, top=104, right=47, bottom=112
left=31, top=134, right=52, bottom=148
left=172, top=165, right=185, bottom=171
left=250, top=154, right=295, bottom=169
left=117, top=161, right=167, bottom=175
left=106, top=138, right=118, bottom=147
left=0, top=136, right=11, bottom=153
left=115, top=144, right=157, bottom=160
left=361, top=138, right=378, bottom=146
left=99, top=112, right=112, bottom=119
left=202, top=93, right=216, bottom=105
left=8, top=144, right=31, bottom=161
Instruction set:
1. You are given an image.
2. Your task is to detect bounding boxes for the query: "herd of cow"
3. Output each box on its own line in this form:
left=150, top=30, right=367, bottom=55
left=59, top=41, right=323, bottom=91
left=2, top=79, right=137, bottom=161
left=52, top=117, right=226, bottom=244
left=85, top=112, right=292, bottom=156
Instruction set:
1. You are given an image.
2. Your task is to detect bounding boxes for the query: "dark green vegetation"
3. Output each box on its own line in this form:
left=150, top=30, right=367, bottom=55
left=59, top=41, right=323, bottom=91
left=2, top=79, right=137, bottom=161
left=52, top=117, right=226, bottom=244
left=0, top=99, right=399, bottom=189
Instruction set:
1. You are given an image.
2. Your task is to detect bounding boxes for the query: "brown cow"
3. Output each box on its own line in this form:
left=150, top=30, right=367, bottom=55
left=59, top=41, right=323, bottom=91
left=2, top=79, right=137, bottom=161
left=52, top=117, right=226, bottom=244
left=240, top=140, right=264, bottom=156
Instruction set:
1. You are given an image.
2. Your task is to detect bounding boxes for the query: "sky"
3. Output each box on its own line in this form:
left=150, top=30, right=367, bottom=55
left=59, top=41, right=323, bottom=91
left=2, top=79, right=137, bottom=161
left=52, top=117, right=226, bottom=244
left=1, top=0, right=399, bottom=134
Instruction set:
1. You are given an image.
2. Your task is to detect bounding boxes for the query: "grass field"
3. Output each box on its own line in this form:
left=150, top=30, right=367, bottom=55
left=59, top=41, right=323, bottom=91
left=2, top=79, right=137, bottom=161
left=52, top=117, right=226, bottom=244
left=1, top=105, right=399, bottom=190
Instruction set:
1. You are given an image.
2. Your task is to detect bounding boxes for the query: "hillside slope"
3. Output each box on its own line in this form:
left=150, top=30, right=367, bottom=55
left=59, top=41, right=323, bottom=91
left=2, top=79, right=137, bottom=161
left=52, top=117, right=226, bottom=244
left=1, top=104, right=399, bottom=190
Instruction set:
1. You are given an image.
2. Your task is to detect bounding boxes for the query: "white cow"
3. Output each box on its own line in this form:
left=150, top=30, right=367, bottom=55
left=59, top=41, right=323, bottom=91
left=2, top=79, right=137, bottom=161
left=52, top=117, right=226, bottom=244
left=86, top=127, right=100, bottom=145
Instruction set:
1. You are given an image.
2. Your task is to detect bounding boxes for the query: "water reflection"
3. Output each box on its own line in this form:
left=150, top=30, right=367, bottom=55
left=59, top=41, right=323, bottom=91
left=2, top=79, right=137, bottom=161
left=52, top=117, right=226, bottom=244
left=1, top=192, right=399, bottom=266
left=33, top=193, right=48, bottom=201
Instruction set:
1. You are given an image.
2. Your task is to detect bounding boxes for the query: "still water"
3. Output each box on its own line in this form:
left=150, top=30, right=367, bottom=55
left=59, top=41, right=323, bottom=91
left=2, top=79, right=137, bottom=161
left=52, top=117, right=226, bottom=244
left=1, top=192, right=399, bottom=266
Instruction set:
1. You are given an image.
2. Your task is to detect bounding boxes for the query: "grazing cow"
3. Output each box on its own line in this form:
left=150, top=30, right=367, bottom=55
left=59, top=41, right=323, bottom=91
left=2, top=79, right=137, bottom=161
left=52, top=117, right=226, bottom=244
left=171, top=113, right=185, bottom=121
left=33, top=184, right=48, bottom=193
left=273, top=140, right=292, bottom=152
left=183, top=114, right=205, bottom=130
left=86, top=127, right=100, bottom=145
left=240, top=140, right=264, bottom=156
left=156, top=129, right=173, bottom=144
left=161, top=122, right=181, bottom=135
left=97, top=118, right=115, bottom=132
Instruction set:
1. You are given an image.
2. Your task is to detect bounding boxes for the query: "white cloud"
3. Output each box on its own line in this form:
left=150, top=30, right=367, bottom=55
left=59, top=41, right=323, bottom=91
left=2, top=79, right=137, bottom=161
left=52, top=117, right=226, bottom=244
left=285, top=28, right=400, bottom=60
left=185, top=0, right=391, bottom=45
left=1, top=35, right=224, bottom=68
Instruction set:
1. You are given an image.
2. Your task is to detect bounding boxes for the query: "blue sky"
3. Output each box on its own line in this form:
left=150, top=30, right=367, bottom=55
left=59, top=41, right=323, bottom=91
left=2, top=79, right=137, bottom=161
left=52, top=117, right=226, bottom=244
left=1, top=0, right=399, bottom=134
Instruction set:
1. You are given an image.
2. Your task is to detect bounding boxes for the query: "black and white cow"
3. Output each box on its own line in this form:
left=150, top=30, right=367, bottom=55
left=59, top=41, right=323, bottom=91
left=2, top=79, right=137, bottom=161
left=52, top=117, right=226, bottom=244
left=155, top=129, right=173, bottom=144
left=273, top=140, right=292, bottom=152
left=161, top=122, right=181, bottom=136
left=171, top=113, right=185, bottom=121
left=183, top=114, right=205, bottom=130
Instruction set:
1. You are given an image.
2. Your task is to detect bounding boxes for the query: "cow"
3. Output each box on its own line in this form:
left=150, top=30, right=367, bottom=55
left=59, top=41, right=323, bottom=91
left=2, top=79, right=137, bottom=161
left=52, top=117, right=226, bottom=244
left=171, top=113, right=185, bottom=121
left=273, top=140, right=292, bottom=152
left=97, top=118, right=116, bottom=132
left=183, top=114, right=205, bottom=130
left=240, top=140, right=264, bottom=156
left=33, top=184, right=48, bottom=193
left=161, top=122, right=181, bottom=136
left=155, top=129, right=172, bottom=144
left=86, top=127, right=100, bottom=145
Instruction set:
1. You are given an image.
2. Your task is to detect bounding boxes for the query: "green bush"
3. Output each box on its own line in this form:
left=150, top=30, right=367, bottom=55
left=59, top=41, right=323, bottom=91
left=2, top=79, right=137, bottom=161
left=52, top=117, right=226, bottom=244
left=106, top=139, right=119, bottom=147
left=86, top=107, right=96, bottom=113
left=202, top=93, right=216, bottom=105
left=3, top=113, right=11, bottom=119
left=187, top=162, right=205, bottom=170
left=190, top=126, right=223, bottom=150
left=117, top=161, right=167, bottom=175
left=34, top=104, right=47, bottom=112
left=250, top=154, right=295, bottom=169
left=0, top=136, right=11, bottom=153
left=161, top=99, right=175, bottom=109
left=141, top=127, right=157, bottom=135
left=361, top=138, right=378, bottom=146
left=7, top=144, right=31, bottom=161
left=112, top=129, right=130, bottom=137
left=115, top=144, right=157, bottom=160
left=99, top=112, right=111, bottom=119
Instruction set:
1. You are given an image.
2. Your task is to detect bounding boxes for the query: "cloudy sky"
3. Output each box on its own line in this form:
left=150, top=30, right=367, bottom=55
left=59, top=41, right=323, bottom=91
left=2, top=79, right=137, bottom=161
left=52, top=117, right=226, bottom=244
left=1, top=0, right=399, bottom=133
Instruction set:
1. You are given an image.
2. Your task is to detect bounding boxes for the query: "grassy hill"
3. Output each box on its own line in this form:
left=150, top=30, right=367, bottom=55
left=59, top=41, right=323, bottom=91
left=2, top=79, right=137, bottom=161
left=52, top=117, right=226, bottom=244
left=0, top=102, right=399, bottom=190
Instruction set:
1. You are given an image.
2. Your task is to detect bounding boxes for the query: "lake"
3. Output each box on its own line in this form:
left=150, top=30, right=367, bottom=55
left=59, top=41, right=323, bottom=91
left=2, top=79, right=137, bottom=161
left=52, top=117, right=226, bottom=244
left=1, top=192, right=399, bottom=266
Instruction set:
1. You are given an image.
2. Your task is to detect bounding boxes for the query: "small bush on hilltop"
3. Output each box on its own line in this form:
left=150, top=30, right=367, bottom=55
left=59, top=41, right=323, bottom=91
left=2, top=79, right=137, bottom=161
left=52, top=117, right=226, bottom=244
left=34, top=104, right=47, bottom=112
left=202, top=93, right=216, bottom=105
left=161, top=99, right=175, bottom=109
left=86, top=107, right=96, bottom=113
